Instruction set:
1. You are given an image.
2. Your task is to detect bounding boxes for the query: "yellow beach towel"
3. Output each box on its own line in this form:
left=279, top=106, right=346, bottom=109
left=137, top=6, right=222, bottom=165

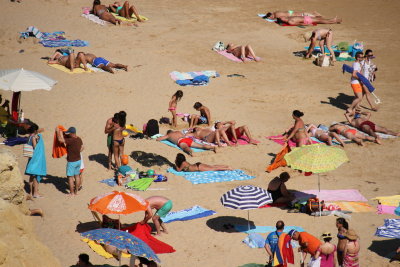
left=48, top=63, right=93, bottom=74
left=82, top=238, right=131, bottom=258
left=112, top=13, right=148, bottom=22
left=372, top=195, right=400, bottom=206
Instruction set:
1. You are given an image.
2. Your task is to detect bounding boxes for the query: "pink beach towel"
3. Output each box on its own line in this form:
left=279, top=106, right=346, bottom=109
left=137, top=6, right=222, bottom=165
left=235, top=136, right=261, bottom=145
left=216, top=50, right=261, bottom=62
left=377, top=204, right=397, bottom=215
left=266, top=135, right=319, bottom=147
left=295, top=189, right=368, bottom=202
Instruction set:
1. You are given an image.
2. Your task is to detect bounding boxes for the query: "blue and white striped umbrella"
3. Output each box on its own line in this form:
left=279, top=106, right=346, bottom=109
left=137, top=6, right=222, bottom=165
left=220, top=185, right=273, bottom=210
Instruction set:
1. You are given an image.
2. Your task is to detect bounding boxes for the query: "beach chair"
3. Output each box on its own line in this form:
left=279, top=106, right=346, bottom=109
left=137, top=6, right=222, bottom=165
left=90, top=210, right=103, bottom=227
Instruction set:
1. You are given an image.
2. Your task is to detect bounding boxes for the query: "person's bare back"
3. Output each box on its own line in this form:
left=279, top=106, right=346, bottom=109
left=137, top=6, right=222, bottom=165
left=146, top=196, right=169, bottom=210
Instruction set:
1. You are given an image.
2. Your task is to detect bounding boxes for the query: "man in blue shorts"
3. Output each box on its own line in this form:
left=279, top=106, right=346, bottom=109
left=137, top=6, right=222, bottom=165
left=264, top=220, right=285, bottom=266
left=56, top=126, right=84, bottom=196
left=140, top=196, right=172, bottom=236
left=79, top=52, right=128, bottom=74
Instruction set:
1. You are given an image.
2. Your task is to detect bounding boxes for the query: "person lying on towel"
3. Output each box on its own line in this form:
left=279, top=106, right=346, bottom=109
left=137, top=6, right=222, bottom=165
left=80, top=52, right=128, bottom=74
left=47, top=49, right=87, bottom=72
left=225, top=43, right=259, bottom=62
left=264, top=10, right=322, bottom=19
left=215, top=121, right=258, bottom=145
left=174, top=153, right=232, bottom=172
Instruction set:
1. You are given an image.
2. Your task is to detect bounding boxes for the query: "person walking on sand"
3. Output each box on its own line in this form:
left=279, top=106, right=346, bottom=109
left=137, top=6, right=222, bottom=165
left=56, top=126, right=84, bottom=196
left=289, top=230, right=322, bottom=267
left=189, top=102, right=211, bottom=128
left=174, top=153, right=232, bottom=172
left=359, top=49, right=378, bottom=111
left=264, top=220, right=285, bottom=265
left=305, top=28, right=336, bottom=62
left=168, top=90, right=183, bottom=128
left=226, top=43, right=259, bottom=62
left=140, top=196, right=173, bottom=236
left=314, top=232, right=337, bottom=267
left=346, top=52, right=365, bottom=115
left=156, top=130, right=216, bottom=156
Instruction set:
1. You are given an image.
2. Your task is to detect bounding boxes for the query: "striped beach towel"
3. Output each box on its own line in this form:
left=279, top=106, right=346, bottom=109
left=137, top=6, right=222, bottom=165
left=375, top=219, right=400, bottom=239
left=167, top=168, right=255, bottom=184
left=169, top=71, right=219, bottom=81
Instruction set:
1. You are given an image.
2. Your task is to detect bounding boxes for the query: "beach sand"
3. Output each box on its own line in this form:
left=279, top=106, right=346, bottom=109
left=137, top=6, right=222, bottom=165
left=1, top=0, right=400, bottom=266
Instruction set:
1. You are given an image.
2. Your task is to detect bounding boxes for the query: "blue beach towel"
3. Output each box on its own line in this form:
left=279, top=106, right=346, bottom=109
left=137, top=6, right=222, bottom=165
left=234, top=225, right=305, bottom=234
left=167, top=168, right=255, bottom=184
left=162, top=205, right=216, bottom=223
left=20, top=26, right=89, bottom=47
left=99, top=177, right=118, bottom=187
left=40, top=39, right=89, bottom=48
left=176, top=75, right=210, bottom=86
left=375, top=219, right=400, bottom=239
left=25, top=133, right=47, bottom=182
left=243, top=233, right=265, bottom=248
left=342, top=64, right=375, bottom=92
left=160, top=140, right=206, bottom=152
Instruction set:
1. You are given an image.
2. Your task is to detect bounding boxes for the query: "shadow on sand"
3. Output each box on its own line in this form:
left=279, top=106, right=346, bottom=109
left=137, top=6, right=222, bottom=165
left=88, top=153, right=109, bottom=169
left=206, top=216, right=256, bottom=233
left=130, top=151, right=174, bottom=168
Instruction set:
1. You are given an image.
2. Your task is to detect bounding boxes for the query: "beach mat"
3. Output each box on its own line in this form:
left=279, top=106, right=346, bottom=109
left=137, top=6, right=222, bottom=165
left=234, top=225, right=304, bottom=234
left=169, top=70, right=219, bottom=81
left=111, top=13, right=148, bottom=22
left=167, top=168, right=255, bottom=184
left=160, top=140, right=206, bottom=152
left=162, top=205, right=216, bottom=223
left=372, top=195, right=400, bottom=206
left=328, top=201, right=374, bottom=213
left=260, top=203, right=287, bottom=208
left=375, top=219, right=400, bottom=238
left=81, top=14, right=107, bottom=26
left=266, top=135, right=320, bottom=147
left=99, top=177, right=117, bottom=187
left=215, top=50, right=261, bottom=63
left=47, top=63, right=105, bottom=74
left=295, top=189, right=367, bottom=202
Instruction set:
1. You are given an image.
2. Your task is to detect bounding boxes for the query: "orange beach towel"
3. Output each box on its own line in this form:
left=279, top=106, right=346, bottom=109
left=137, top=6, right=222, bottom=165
left=52, top=125, right=67, bottom=158
left=266, top=144, right=291, bottom=172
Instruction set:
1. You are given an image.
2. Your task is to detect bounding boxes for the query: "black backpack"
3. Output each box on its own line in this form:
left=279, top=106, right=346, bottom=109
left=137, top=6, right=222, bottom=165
left=145, top=119, right=159, bottom=137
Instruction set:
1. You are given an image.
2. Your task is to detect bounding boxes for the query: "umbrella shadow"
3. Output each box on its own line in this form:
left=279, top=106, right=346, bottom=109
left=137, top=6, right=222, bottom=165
left=206, top=216, right=255, bottom=233
left=368, top=239, right=400, bottom=260
left=130, top=151, right=174, bottom=168
left=320, top=93, right=353, bottom=111
left=41, top=174, right=69, bottom=194
left=88, top=153, right=109, bottom=169
left=76, top=220, right=101, bottom=233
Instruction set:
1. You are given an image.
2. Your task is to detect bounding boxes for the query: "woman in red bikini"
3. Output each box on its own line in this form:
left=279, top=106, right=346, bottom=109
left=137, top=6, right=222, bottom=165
left=329, top=123, right=375, bottom=146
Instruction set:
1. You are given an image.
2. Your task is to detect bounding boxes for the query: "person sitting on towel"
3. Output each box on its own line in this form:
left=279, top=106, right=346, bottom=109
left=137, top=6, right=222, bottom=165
left=225, top=43, right=259, bottom=62
left=156, top=130, right=216, bottom=156
left=47, top=49, right=87, bottom=72
left=140, top=196, right=172, bottom=236
left=267, top=172, right=295, bottom=204
left=264, top=10, right=322, bottom=19
left=108, top=1, right=143, bottom=22
left=79, top=52, right=128, bottom=74
left=174, top=153, right=231, bottom=172
left=189, top=102, right=211, bottom=128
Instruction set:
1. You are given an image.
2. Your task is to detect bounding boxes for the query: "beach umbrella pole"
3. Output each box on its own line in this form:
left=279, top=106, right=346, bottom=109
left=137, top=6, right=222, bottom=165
left=318, top=174, right=321, bottom=217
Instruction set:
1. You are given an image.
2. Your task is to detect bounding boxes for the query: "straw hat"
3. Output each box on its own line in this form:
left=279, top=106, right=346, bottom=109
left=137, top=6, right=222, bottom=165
left=345, top=229, right=359, bottom=240
left=321, top=232, right=332, bottom=239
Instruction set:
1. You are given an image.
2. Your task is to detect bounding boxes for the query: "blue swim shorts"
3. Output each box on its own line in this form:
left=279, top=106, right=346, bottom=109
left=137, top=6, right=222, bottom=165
left=67, top=160, right=81, bottom=177
left=199, top=116, right=208, bottom=124
left=93, top=57, right=110, bottom=68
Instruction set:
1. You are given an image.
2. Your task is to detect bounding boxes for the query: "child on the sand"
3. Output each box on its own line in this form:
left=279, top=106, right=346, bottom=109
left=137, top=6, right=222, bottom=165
left=168, top=90, right=183, bottom=128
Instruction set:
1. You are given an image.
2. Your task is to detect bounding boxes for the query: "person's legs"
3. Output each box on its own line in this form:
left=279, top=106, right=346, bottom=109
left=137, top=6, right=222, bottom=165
left=113, top=141, right=121, bottom=168
left=198, top=163, right=232, bottom=171
left=29, top=175, right=34, bottom=196
left=375, top=125, right=400, bottom=136
left=239, top=125, right=258, bottom=144
left=159, top=218, right=168, bottom=234
left=64, top=53, right=76, bottom=71
left=329, top=132, right=345, bottom=147
left=120, top=1, right=130, bottom=18
left=347, top=91, right=363, bottom=114
left=152, top=215, right=162, bottom=235
left=68, top=176, right=75, bottom=195
left=361, top=85, right=377, bottom=111
left=344, top=132, right=363, bottom=146
left=318, top=133, right=333, bottom=146
left=244, top=45, right=259, bottom=61
left=128, top=2, right=142, bottom=21
left=360, top=125, right=381, bottom=144
left=119, top=139, right=125, bottom=159
left=313, top=17, right=342, bottom=24
left=189, top=115, right=199, bottom=128
left=178, top=143, right=193, bottom=156
left=170, top=110, right=177, bottom=127
left=100, top=64, right=115, bottom=74
left=325, top=31, right=336, bottom=61
left=108, top=62, right=128, bottom=71
left=78, top=172, right=83, bottom=190
left=305, top=38, right=317, bottom=58
left=107, top=136, right=113, bottom=170
left=74, top=174, right=81, bottom=195
left=218, top=128, right=235, bottom=146
left=190, top=142, right=217, bottom=152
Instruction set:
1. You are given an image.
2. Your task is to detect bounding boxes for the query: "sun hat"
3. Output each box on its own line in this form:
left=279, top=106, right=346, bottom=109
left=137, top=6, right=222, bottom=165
left=321, top=232, right=332, bottom=239
left=65, top=127, right=76, bottom=134
left=345, top=229, right=359, bottom=241
left=288, top=230, right=297, bottom=238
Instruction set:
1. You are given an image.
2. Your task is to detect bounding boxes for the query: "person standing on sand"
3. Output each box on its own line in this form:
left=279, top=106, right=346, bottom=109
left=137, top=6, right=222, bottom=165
left=56, top=126, right=84, bottom=196
left=156, top=130, right=216, bottom=156
left=140, top=196, right=173, bottom=236
left=108, top=111, right=126, bottom=169
left=104, top=112, right=119, bottom=170
left=343, top=229, right=360, bottom=267
left=168, top=90, right=183, bottom=128
left=264, top=220, right=285, bottom=265
left=336, top=218, right=349, bottom=266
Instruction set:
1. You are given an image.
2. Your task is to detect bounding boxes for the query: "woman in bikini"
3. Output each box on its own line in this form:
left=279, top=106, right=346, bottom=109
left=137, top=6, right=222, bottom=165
left=225, top=43, right=259, bottom=62
left=267, top=172, right=294, bottom=204
left=305, top=28, right=336, bottom=61
left=343, top=229, right=360, bottom=267
left=284, top=110, right=310, bottom=147
left=174, top=153, right=232, bottom=172
left=306, top=124, right=345, bottom=147
left=336, top=218, right=349, bottom=266
left=329, top=123, right=375, bottom=146
left=168, top=90, right=183, bottom=128
left=111, top=111, right=126, bottom=168
left=277, top=16, right=341, bottom=26
left=92, top=0, right=122, bottom=25
left=109, top=1, right=143, bottom=21
left=264, top=10, right=322, bottom=19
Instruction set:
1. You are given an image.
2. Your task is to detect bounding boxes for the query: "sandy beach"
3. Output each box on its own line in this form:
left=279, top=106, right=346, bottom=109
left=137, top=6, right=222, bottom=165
left=1, top=0, right=400, bottom=266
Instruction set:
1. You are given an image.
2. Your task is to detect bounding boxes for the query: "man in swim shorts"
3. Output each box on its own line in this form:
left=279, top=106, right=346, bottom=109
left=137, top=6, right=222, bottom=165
left=346, top=52, right=364, bottom=115
left=189, top=102, right=211, bottom=128
left=156, top=130, right=216, bottom=156
left=140, top=196, right=173, bottom=236
left=79, top=52, right=128, bottom=74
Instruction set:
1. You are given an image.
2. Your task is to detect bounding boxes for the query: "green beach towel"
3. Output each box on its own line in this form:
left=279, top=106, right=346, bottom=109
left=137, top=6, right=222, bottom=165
left=126, top=178, right=153, bottom=191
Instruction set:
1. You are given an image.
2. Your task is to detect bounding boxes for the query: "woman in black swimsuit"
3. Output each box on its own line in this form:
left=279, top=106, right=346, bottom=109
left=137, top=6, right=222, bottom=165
left=267, top=172, right=294, bottom=203
left=174, top=153, right=232, bottom=172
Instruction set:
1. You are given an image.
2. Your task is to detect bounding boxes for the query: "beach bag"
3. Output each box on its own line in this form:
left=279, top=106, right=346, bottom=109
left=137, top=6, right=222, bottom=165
left=307, top=197, right=324, bottom=214
left=144, top=119, right=159, bottom=137
left=23, top=136, right=34, bottom=157
left=316, top=54, right=331, bottom=67
left=212, top=41, right=225, bottom=51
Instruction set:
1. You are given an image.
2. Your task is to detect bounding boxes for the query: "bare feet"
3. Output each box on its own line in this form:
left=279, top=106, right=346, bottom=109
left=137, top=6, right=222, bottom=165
left=26, top=194, right=34, bottom=201
left=249, top=139, right=258, bottom=145
left=213, top=147, right=217, bottom=153
left=375, top=137, right=382, bottom=145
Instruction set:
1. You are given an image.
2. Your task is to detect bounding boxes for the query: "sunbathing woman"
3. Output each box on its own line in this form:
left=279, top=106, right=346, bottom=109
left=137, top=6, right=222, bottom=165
left=48, top=50, right=87, bottom=72
left=305, top=28, right=336, bottom=61
left=284, top=110, right=310, bottom=147
left=109, top=1, right=143, bottom=22
left=264, top=10, right=322, bottom=19
left=92, top=0, right=122, bottom=25
left=277, top=16, right=341, bottom=26
left=306, top=124, right=345, bottom=147
left=226, top=43, right=259, bottom=62
left=329, top=123, right=375, bottom=146
left=175, top=153, right=232, bottom=172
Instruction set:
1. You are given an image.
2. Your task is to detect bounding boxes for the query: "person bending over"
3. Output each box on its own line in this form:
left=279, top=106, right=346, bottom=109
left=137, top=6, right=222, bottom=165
left=174, top=153, right=232, bottom=172
left=305, top=28, right=336, bottom=61
left=140, top=196, right=172, bottom=236
left=189, top=102, right=211, bottom=128
left=267, top=172, right=295, bottom=204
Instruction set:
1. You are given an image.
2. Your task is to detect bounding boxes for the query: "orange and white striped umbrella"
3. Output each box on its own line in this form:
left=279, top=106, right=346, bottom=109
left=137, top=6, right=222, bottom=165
left=88, top=191, right=148, bottom=215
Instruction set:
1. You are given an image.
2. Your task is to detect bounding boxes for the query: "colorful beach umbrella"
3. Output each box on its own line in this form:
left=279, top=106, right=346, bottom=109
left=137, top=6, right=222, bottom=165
left=81, top=228, right=160, bottom=264
left=220, top=185, right=273, bottom=230
left=88, top=191, right=148, bottom=215
left=284, top=143, right=349, bottom=173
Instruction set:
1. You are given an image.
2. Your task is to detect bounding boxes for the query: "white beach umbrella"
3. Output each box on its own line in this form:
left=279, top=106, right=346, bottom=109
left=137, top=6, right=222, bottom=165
left=0, top=68, right=57, bottom=91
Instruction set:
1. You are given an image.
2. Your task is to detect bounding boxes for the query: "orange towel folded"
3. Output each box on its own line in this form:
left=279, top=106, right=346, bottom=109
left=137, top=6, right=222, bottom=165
left=52, top=125, right=67, bottom=158
left=266, top=144, right=291, bottom=173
